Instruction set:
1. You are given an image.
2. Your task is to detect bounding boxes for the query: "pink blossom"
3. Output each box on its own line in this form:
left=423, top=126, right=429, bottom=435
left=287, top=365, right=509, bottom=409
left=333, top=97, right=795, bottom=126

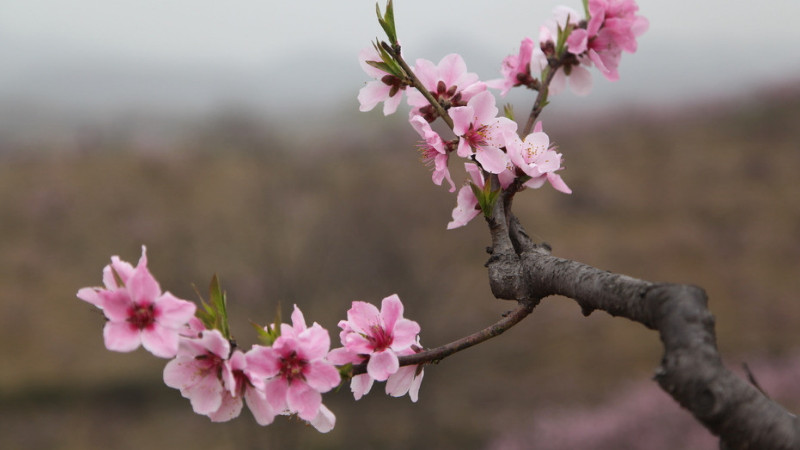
left=449, top=91, right=517, bottom=174
left=447, top=162, right=516, bottom=230
left=487, top=37, right=535, bottom=96
left=535, top=11, right=593, bottom=96
left=246, top=305, right=341, bottom=423
left=337, top=294, right=421, bottom=382
left=77, top=246, right=196, bottom=358
left=358, top=46, right=406, bottom=115
left=327, top=347, right=374, bottom=400
left=506, top=122, right=571, bottom=194
left=163, top=329, right=275, bottom=425
left=566, top=0, right=649, bottom=81
left=406, top=53, right=486, bottom=121
left=385, top=341, right=424, bottom=402
left=410, top=115, right=455, bottom=192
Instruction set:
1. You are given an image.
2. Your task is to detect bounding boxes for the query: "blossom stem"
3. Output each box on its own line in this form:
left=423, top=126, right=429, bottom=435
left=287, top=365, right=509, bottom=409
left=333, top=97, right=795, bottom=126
left=380, top=41, right=455, bottom=130
left=350, top=299, right=535, bottom=375
left=522, top=55, right=565, bottom=136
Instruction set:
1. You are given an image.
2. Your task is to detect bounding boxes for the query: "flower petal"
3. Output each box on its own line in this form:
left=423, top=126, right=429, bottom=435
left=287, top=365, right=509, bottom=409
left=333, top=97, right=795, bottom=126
left=287, top=382, right=321, bottom=421
left=304, top=361, right=340, bottom=393
left=141, top=324, right=180, bottom=358
left=350, top=373, right=374, bottom=401
left=245, top=387, right=276, bottom=426
left=309, top=404, right=336, bottom=433
left=154, top=292, right=196, bottom=329
left=380, top=294, right=403, bottom=334
left=367, top=350, right=399, bottom=381
left=103, top=321, right=141, bottom=353
left=207, top=392, right=243, bottom=422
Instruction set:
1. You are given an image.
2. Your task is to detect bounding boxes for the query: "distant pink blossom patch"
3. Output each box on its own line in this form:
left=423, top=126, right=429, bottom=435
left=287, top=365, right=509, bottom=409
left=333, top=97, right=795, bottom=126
left=566, top=0, right=649, bottom=81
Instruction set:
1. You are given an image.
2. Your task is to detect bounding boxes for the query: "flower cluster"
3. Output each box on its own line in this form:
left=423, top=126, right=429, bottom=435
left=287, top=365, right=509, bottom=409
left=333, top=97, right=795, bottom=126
left=79, top=250, right=424, bottom=433
left=358, top=0, right=647, bottom=229
left=329, top=294, right=424, bottom=402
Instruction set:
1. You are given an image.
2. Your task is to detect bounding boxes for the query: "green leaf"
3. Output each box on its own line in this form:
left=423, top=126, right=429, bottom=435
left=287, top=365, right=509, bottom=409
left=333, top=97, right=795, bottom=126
left=250, top=321, right=277, bottom=346
left=582, top=0, right=590, bottom=19
left=503, top=104, right=515, bottom=121
left=208, top=274, right=230, bottom=339
left=376, top=0, right=398, bottom=46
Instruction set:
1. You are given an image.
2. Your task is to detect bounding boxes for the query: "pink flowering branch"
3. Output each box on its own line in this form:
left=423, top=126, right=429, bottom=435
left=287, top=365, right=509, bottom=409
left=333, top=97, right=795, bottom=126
left=380, top=41, right=454, bottom=130
left=350, top=299, right=535, bottom=376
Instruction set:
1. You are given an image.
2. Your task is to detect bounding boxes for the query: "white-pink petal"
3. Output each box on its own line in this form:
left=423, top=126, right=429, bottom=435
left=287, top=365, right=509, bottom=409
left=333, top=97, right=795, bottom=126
left=309, top=404, right=336, bottom=433
left=76, top=287, right=104, bottom=308
left=141, top=324, right=179, bottom=358
left=367, top=350, right=399, bottom=381
left=303, top=361, right=341, bottom=392
left=358, top=81, right=392, bottom=112
left=380, top=294, right=403, bottom=334
left=475, top=145, right=509, bottom=174
left=390, top=319, right=421, bottom=350
left=350, top=373, right=374, bottom=400
left=287, top=382, right=321, bottom=421
left=207, top=392, right=243, bottom=422
left=103, top=321, right=140, bottom=353
left=245, top=388, right=276, bottom=426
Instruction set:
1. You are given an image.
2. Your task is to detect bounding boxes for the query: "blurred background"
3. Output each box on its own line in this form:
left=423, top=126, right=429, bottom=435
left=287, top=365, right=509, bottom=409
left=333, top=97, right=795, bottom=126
left=1, top=1, right=800, bottom=449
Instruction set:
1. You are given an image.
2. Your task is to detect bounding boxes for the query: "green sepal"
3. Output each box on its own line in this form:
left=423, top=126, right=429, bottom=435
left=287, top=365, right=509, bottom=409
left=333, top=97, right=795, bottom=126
left=376, top=0, right=398, bottom=46
left=250, top=321, right=277, bottom=346
left=469, top=177, right=501, bottom=221
left=503, top=104, right=515, bottom=121
left=582, top=0, right=590, bottom=19
left=252, top=303, right=283, bottom=346
left=195, top=274, right=232, bottom=340
left=370, top=40, right=405, bottom=77
left=555, top=21, right=574, bottom=56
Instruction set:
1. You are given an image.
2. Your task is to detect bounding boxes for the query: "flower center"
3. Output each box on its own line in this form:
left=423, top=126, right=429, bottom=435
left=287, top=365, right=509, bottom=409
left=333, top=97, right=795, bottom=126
left=128, top=303, right=155, bottom=330
left=368, top=324, right=393, bottom=352
left=463, top=124, right=488, bottom=150
left=280, top=351, right=307, bottom=383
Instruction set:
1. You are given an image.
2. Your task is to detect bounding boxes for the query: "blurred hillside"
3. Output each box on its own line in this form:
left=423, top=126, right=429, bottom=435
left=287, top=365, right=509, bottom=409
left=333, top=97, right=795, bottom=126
left=1, top=87, right=799, bottom=449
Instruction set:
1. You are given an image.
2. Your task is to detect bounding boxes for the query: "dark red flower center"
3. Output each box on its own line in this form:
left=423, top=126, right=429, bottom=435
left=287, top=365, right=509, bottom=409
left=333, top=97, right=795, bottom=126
left=128, top=303, right=156, bottom=330
left=280, top=351, right=307, bottom=383
left=368, top=324, right=393, bottom=352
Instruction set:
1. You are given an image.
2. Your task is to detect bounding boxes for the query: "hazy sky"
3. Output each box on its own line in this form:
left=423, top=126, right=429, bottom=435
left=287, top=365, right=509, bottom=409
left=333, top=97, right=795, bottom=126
left=2, top=0, right=800, bottom=119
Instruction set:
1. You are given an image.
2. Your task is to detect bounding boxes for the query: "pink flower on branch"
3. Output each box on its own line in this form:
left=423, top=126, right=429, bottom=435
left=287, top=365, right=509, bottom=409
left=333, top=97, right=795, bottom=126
left=330, top=294, right=424, bottom=402
left=447, top=162, right=516, bottom=230
left=358, top=46, right=407, bottom=115
left=385, top=341, right=424, bottom=402
left=449, top=91, right=517, bottom=174
left=506, top=122, right=571, bottom=194
left=410, top=114, right=455, bottom=192
left=406, top=53, right=486, bottom=122
left=487, top=37, right=536, bottom=96
left=337, top=294, right=421, bottom=382
left=566, top=0, right=649, bottom=81
left=246, top=305, right=341, bottom=424
left=163, top=329, right=275, bottom=425
left=77, top=246, right=196, bottom=358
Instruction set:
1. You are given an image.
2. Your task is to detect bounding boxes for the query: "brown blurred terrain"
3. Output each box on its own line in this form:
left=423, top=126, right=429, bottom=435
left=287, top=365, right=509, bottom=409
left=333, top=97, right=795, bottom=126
left=1, top=86, right=799, bottom=449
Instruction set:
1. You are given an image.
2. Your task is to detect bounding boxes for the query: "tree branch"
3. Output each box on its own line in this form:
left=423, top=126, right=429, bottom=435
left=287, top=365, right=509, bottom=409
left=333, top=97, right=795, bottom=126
left=350, top=299, right=535, bottom=376
left=485, top=190, right=800, bottom=450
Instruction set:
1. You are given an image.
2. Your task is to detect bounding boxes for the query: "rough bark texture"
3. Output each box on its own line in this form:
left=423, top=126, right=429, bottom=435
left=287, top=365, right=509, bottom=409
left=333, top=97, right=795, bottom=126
left=486, top=195, right=800, bottom=450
